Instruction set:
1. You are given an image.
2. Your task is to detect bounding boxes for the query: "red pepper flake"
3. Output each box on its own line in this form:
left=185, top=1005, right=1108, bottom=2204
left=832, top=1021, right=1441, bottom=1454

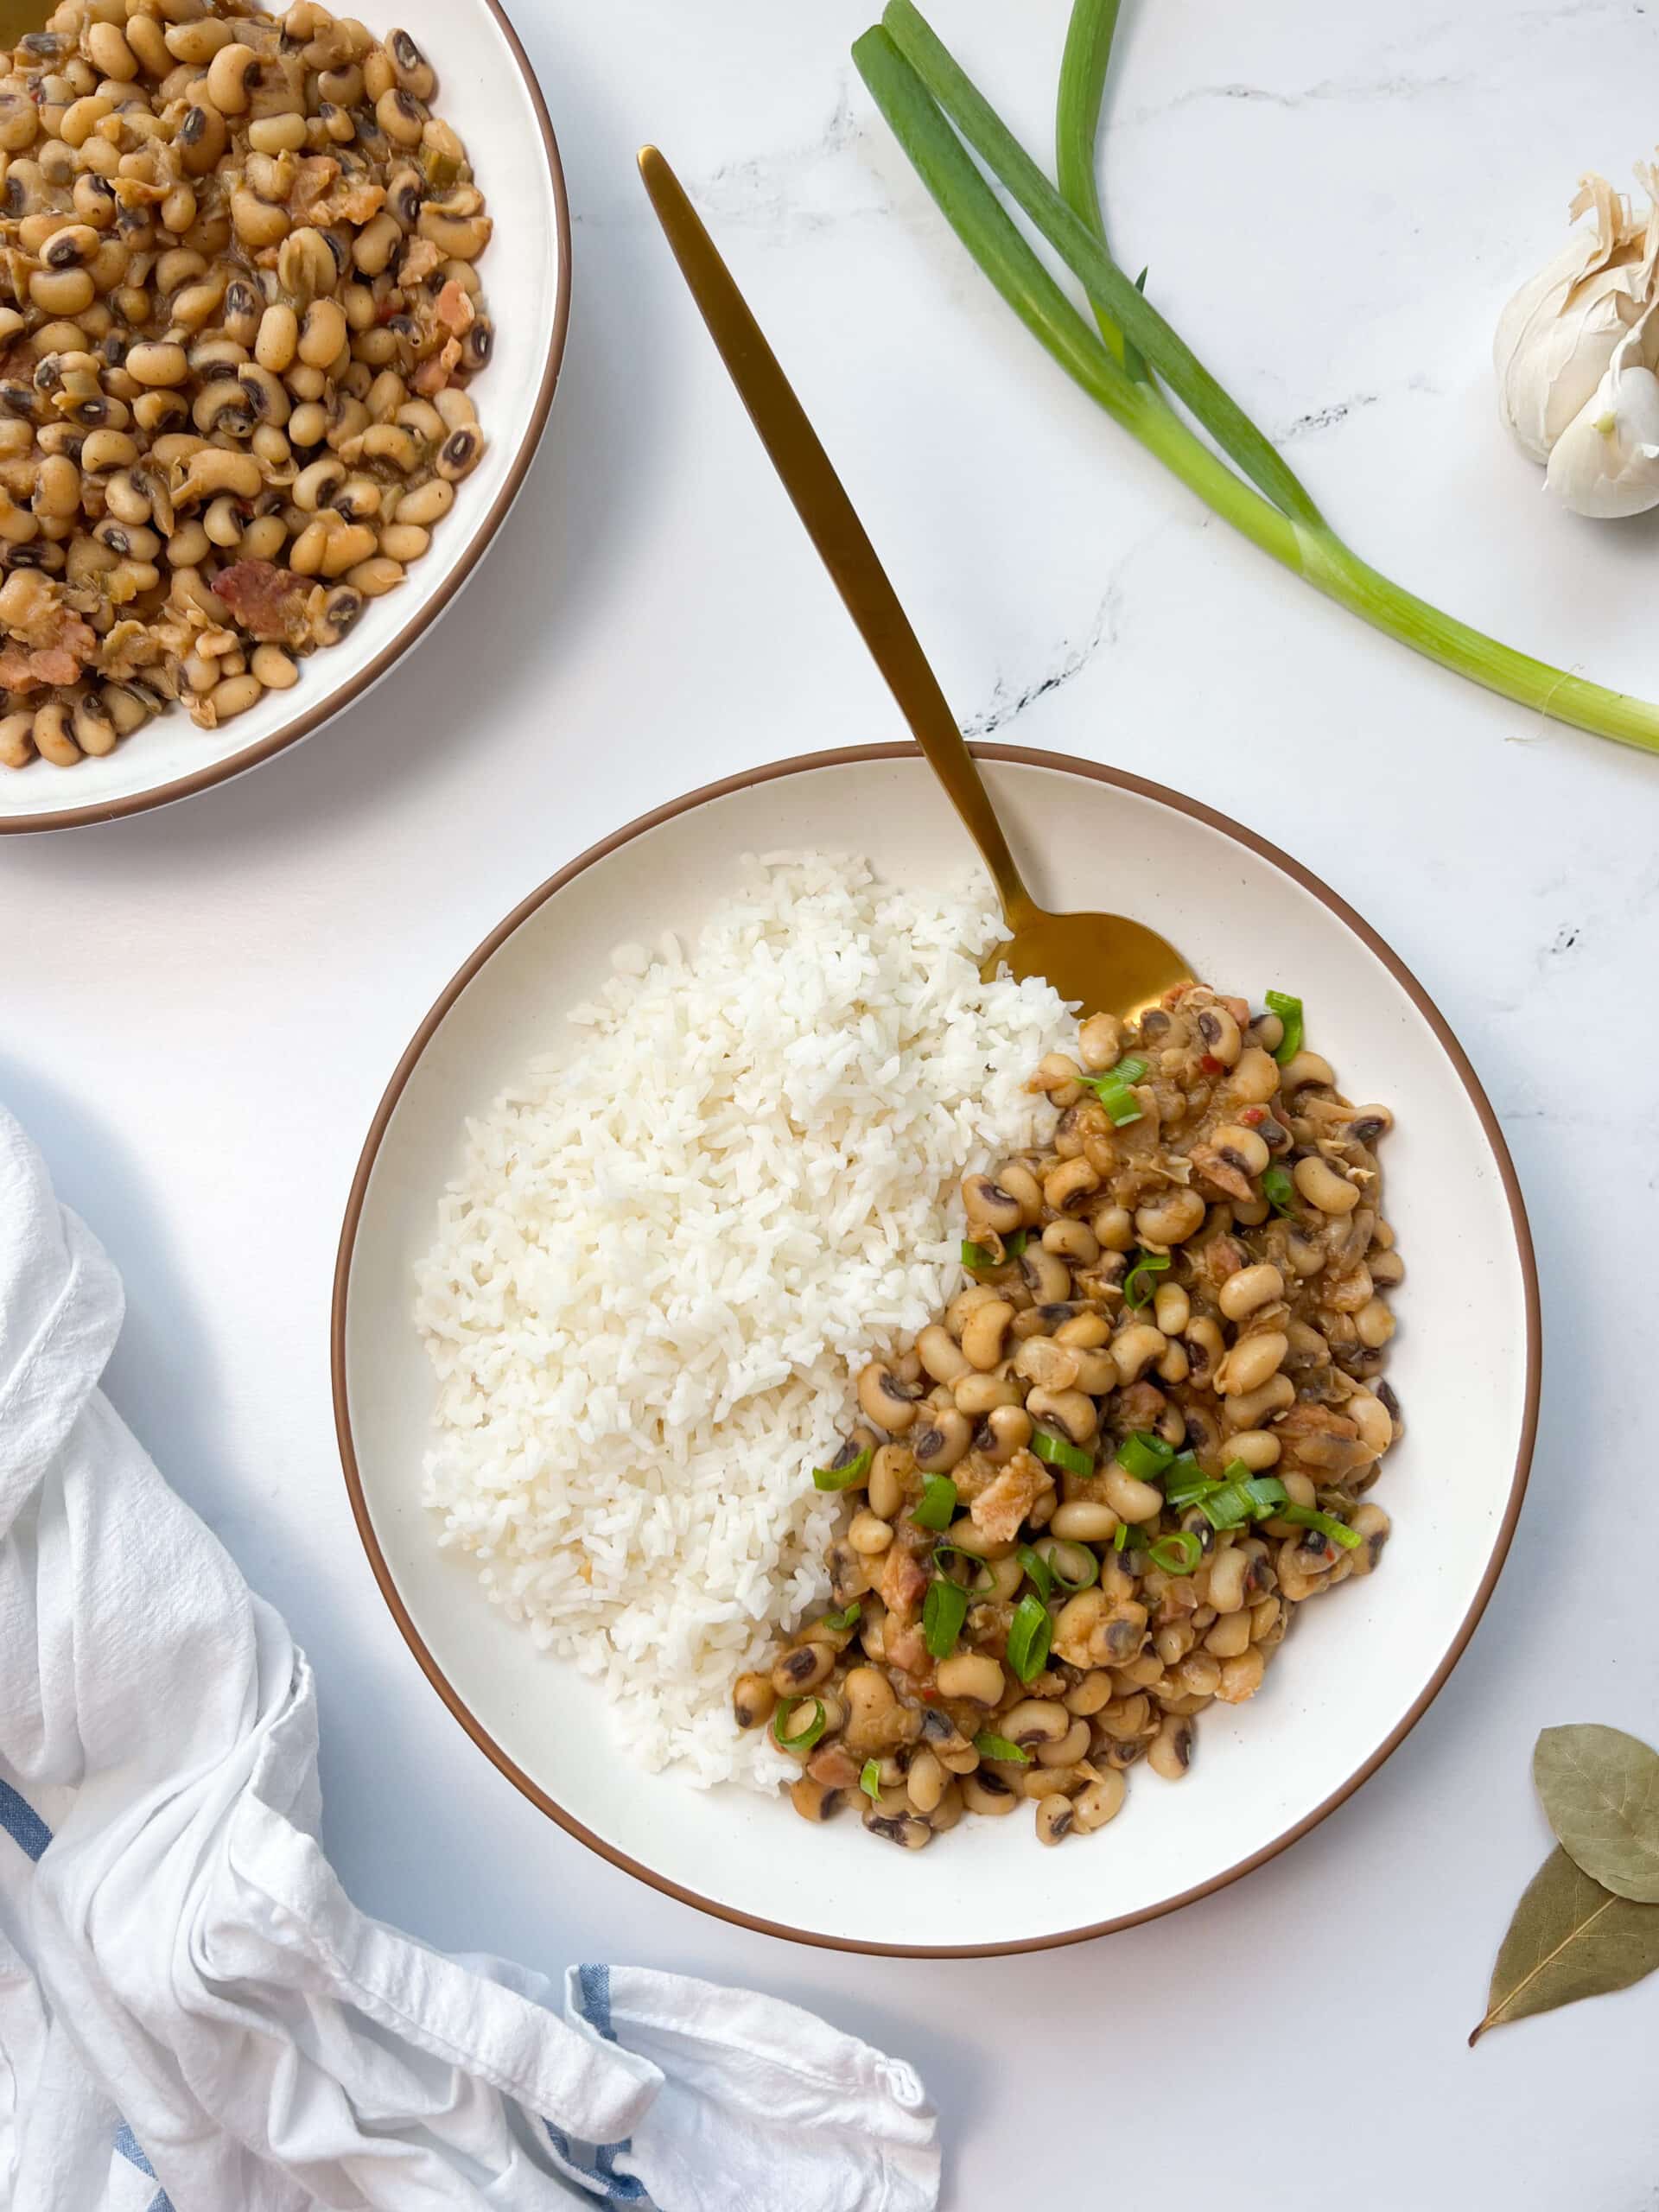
left=1239, top=1104, right=1266, bottom=1126
left=1199, top=1053, right=1224, bottom=1075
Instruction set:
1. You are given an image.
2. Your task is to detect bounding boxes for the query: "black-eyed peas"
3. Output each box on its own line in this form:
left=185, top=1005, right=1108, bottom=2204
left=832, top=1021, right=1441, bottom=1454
left=847, top=1509, right=893, bottom=1558
left=962, top=1770, right=1017, bottom=1816
left=1147, top=1715, right=1195, bottom=1779
left=1203, top=1609, right=1253, bottom=1659
left=0, top=0, right=493, bottom=770
left=1223, top=1373, right=1294, bottom=1429
left=906, top=1747, right=946, bottom=1814
left=788, top=1776, right=842, bottom=1823
left=32, top=695, right=75, bottom=761
left=1294, top=1154, right=1361, bottom=1215
left=1033, top=1793, right=1077, bottom=1845
left=741, top=983, right=1402, bottom=1849
left=1216, top=1330, right=1289, bottom=1398
left=1348, top=1503, right=1391, bottom=1573
left=1048, top=1497, right=1116, bottom=1542
left=346, top=552, right=404, bottom=597
left=1217, top=1262, right=1284, bottom=1322
left=1216, top=1648, right=1266, bottom=1703
left=934, top=1652, right=1005, bottom=1706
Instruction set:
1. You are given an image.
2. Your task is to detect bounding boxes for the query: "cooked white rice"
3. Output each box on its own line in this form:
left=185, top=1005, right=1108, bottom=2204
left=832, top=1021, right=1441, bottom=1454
left=415, top=853, right=1072, bottom=1786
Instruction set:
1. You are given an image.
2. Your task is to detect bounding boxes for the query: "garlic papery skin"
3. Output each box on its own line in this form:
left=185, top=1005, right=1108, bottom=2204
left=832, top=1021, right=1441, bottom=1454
left=1544, top=315, right=1659, bottom=516
left=1496, top=169, right=1659, bottom=463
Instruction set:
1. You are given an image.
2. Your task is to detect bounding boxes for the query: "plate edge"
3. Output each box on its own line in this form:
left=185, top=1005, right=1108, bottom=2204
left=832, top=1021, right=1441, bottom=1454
left=329, top=740, right=1542, bottom=1959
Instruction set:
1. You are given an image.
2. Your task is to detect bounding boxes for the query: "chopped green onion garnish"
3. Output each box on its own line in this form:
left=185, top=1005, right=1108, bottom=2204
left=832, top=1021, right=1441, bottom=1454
left=1265, top=991, right=1304, bottom=1066
left=1113, top=1519, right=1131, bottom=1552
left=1199, top=1484, right=1253, bottom=1531
left=1122, top=1250, right=1171, bottom=1308
left=860, top=1758, right=881, bottom=1801
left=1187, top=1465, right=1293, bottom=1529
left=772, top=1695, right=828, bottom=1751
left=1016, top=1542, right=1053, bottom=1600
left=912, top=1473, right=957, bottom=1531
left=1117, top=1429, right=1175, bottom=1482
left=923, top=1576, right=969, bottom=1659
left=812, top=1446, right=872, bottom=1492
left=961, top=1228, right=1028, bottom=1270
left=1148, top=1530, right=1204, bottom=1576
left=1007, top=1591, right=1052, bottom=1683
left=1111, top=1055, right=1147, bottom=1083
left=1037, top=1539, right=1097, bottom=1593
left=1031, top=1427, right=1093, bottom=1478
left=1084, top=1071, right=1143, bottom=1127
left=1239, top=1477, right=1287, bottom=1518
left=1281, top=1503, right=1363, bottom=1551
left=974, top=1731, right=1032, bottom=1764
left=821, top=1601, right=861, bottom=1630
left=1262, top=1164, right=1297, bottom=1218
left=1162, top=1456, right=1214, bottom=1510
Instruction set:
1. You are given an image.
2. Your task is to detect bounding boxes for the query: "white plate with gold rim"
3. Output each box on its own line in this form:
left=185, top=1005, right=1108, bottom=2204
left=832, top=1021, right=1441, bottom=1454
left=333, top=743, right=1539, bottom=1957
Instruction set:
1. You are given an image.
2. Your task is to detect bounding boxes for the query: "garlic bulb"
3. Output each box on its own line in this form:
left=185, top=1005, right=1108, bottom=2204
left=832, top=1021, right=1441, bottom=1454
left=1544, top=310, right=1659, bottom=516
left=1495, top=168, right=1659, bottom=463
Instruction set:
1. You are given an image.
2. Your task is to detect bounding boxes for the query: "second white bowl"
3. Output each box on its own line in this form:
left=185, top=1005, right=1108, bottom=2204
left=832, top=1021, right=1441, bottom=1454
left=0, top=0, right=569, bottom=836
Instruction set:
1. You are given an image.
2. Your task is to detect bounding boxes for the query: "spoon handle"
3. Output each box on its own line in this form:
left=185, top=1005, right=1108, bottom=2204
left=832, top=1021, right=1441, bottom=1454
left=638, top=144, right=1038, bottom=931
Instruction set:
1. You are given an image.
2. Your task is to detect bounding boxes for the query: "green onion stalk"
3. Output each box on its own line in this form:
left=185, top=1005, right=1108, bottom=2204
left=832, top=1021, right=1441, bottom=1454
left=850, top=0, right=1659, bottom=760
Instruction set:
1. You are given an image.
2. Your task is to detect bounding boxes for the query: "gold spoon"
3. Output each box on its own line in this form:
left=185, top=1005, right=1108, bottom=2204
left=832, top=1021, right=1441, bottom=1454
left=638, top=144, right=1192, bottom=1020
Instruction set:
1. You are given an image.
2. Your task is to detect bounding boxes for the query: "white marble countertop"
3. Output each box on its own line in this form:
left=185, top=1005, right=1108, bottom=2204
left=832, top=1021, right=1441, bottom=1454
left=7, top=0, right=1659, bottom=2202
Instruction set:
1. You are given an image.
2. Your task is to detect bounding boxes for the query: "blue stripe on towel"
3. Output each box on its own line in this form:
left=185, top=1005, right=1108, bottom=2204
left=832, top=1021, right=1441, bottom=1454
left=0, top=1777, right=51, bottom=1864
left=540, top=1967, right=647, bottom=2203
left=577, top=1963, right=617, bottom=2043
left=543, top=2123, right=650, bottom=2204
left=3, top=1784, right=175, bottom=2209
left=110, top=2057, right=175, bottom=2209
left=113, top=2124, right=155, bottom=2175
left=111, top=2105, right=175, bottom=2211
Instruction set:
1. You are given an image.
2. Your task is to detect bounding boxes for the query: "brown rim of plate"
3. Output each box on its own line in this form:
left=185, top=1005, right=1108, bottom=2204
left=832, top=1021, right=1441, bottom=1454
left=332, top=741, right=1541, bottom=1960
left=0, top=0, right=571, bottom=839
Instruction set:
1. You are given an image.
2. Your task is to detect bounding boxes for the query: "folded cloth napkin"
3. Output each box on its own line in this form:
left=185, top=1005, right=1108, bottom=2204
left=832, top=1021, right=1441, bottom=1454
left=0, top=1109, right=939, bottom=2212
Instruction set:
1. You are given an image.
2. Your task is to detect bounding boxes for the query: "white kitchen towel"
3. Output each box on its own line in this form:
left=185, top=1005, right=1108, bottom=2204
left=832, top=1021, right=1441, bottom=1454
left=0, top=1108, right=939, bottom=2212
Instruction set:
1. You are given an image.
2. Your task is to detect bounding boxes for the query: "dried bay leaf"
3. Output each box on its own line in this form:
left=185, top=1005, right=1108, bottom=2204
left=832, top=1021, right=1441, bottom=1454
left=1534, top=1724, right=1659, bottom=1903
left=1471, top=1845, right=1659, bottom=2044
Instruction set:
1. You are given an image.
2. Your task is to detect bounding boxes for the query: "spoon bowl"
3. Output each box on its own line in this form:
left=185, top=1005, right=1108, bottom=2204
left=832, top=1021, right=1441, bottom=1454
left=986, top=902, right=1192, bottom=1015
